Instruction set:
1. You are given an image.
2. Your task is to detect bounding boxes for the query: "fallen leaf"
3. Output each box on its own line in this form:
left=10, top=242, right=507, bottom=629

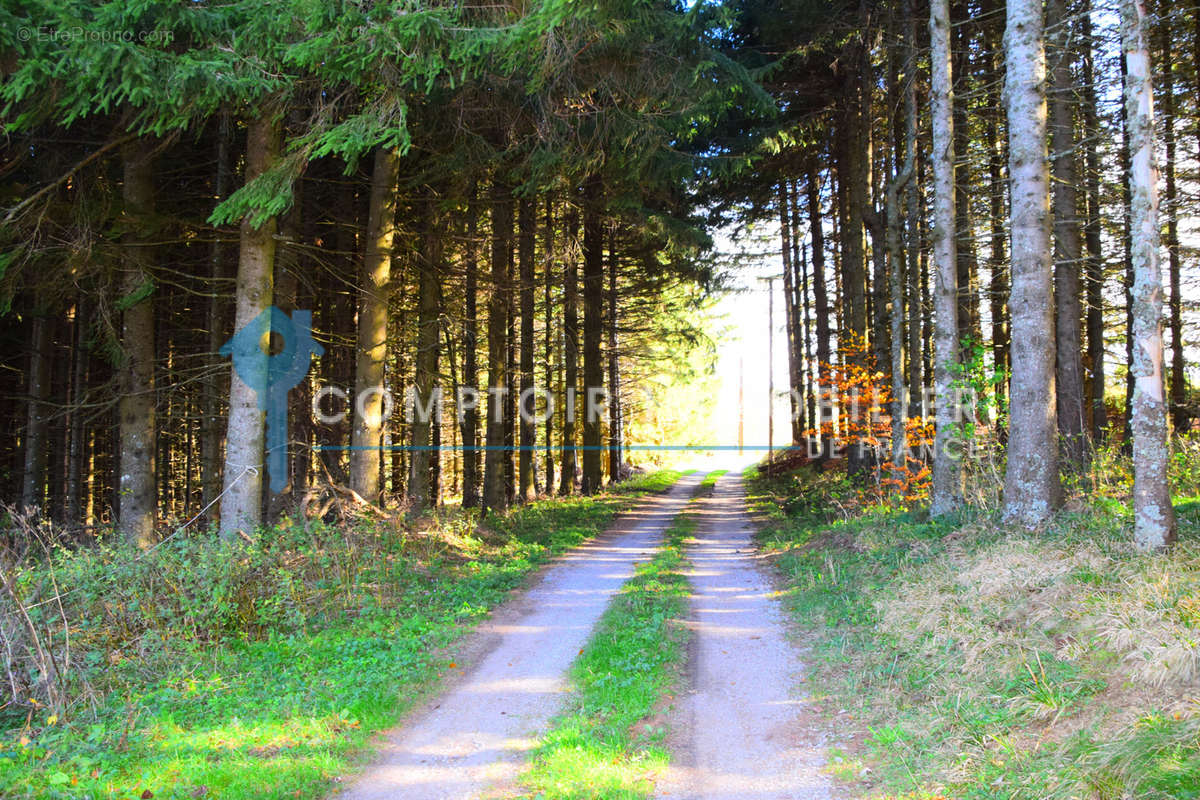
left=141, top=791, right=155, bottom=799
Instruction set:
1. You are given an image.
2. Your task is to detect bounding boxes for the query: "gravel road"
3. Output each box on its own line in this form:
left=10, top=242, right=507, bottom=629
left=655, top=469, right=832, bottom=800
left=336, top=472, right=701, bottom=800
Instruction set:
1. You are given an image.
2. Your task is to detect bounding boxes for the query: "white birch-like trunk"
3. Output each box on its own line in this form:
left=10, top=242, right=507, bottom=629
left=219, top=116, right=279, bottom=538
left=1121, top=0, right=1177, bottom=549
left=929, top=0, right=962, bottom=516
left=1002, top=0, right=1062, bottom=526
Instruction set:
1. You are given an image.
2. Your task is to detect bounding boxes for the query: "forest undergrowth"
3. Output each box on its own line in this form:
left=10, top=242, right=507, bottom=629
left=747, top=441, right=1200, bottom=799
left=0, top=470, right=682, bottom=799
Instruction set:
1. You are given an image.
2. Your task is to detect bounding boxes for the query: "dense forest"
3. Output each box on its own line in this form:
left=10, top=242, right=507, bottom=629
left=1, top=0, right=1195, bottom=547
left=1, top=1, right=747, bottom=541
left=3, top=0, right=1200, bottom=797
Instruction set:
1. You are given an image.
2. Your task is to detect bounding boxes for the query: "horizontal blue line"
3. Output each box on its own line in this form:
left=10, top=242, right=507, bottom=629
left=313, top=445, right=803, bottom=452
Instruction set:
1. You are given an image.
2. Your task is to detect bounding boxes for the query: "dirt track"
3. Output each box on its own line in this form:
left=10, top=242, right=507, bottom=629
left=336, top=473, right=702, bottom=800
left=654, top=470, right=832, bottom=800
left=335, top=467, right=832, bottom=800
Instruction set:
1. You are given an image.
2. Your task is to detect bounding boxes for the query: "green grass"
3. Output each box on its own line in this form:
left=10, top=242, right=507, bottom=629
left=0, top=470, right=682, bottom=800
left=516, top=471, right=723, bottom=799
left=744, top=463, right=1200, bottom=800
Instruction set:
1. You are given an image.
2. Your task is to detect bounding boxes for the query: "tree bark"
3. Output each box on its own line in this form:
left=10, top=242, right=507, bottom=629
left=461, top=184, right=481, bottom=507
left=219, top=115, right=278, bottom=538
left=888, top=86, right=915, bottom=476
left=806, top=157, right=832, bottom=463
left=351, top=146, right=399, bottom=504
left=1121, top=52, right=1136, bottom=452
left=905, top=9, right=924, bottom=416
left=1081, top=3, right=1106, bottom=442
left=606, top=226, right=623, bottom=480
left=791, top=181, right=815, bottom=433
left=65, top=300, right=88, bottom=525
left=780, top=182, right=801, bottom=445
left=1122, top=0, right=1177, bottom=549
left=1049, top=0, right=1087, bottom=466
left=504, top=236, right=516, bottom=505
left=1158, top=14, right=1186, bottom=431
left=518, top=196, right=537, bottom=502
left=559, top=208, right=579, bottom=496
left=840, top=65, right=871, bottom=478
left=21, top=309, right=51, bottom=514
left=202, top=113, right=232, bottom=515
left=1003, top=0, right=1062, bottom=526
left=483, top=179, right=511, bottom=513
left=408, top=200, right=442, bottom=509
left=581, top=177, right=605, bottom=495
left=543, top=197, right=556, bottom=493
left=951, top=0, right=980, bottom=350
left=119, top=142, right=157, bottom=546
left=983, top=4, right=1009, bottom=411
left=930, top=0, right=963, bottom=516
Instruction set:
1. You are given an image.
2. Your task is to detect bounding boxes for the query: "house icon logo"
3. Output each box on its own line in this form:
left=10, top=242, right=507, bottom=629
left=220, top=307, right=324, bottom=492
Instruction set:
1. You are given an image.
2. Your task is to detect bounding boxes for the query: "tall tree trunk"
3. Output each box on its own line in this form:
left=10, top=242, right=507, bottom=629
left=559, top=208, right=579, bottom=496
left=408, top=200, right=442, bottom=509
left=581, top=177, right=605, bottom=495
left=791, top=181, right=816, bottom=433
left=1081, top=3, right=1106, bottom=442
left=273, top=183, right=304, bottom=513
left=905, top=5, right=924, bottom=416
left=461, top=185, right=481, bottom=507
left=930, top=0, right=963, bottom=516
left=219, top=116, right=278, bottom=538
left=1158, top=14, right=1186, bottom=431
left=1049, top=0, right=1087, bottom=466
left=429, top=338, right=443, bottom=507
left=351, top=147, right=399, bottom=504
left=202, top=113, right=231, bottom=515
left=504, top=236, right=516, bottom=505
left=518, top=196, right=537, bottom=502
left=780, top=182, right=801, bottom=444
left=1121, top=52, right=1136, bottom=452
left=483, top=180, right=511, bottom=513
left=65, top=300, right=88, bottom=525
left=841, top=64, right=871, bottom=478
left=888, top=90, right=915, bottom=476
left=951, top=0, right=980, bottom=349
left=606, top=226, right=623, bottom=480
left=984, top=4, right=1009, bottom=411
left=1122, top=0, right=1177, bottom=549
left=806, top=158, right=832, bottom=462
left=119, top=143, right=157, bottom=546
left=919, top=149, right=933, bottom=389
left=21, top=309, right=51, bottom=513
left=1003, top=0, right=1062, bottom=526
left=543, top=197, right=556, bottom=493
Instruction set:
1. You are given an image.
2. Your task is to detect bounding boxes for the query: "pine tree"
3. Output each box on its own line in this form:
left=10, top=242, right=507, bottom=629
left=1002, top=0, right=1062, bottom=526
left=929, top=0, right=963, bottom=517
